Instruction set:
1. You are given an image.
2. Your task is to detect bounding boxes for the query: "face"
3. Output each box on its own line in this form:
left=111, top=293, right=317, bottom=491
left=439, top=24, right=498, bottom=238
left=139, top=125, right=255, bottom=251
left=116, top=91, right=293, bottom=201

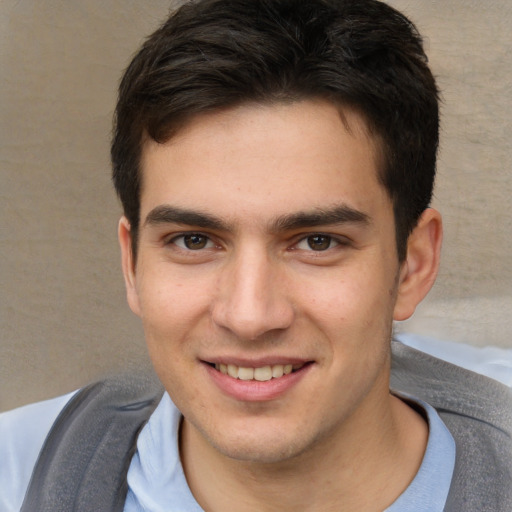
left=121, top=100, right=407, bottom=464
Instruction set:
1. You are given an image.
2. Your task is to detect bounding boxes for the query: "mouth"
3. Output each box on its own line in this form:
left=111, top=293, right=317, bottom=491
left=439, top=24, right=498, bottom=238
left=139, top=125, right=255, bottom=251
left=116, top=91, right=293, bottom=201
left=212, top=362, right=307, bottom=382
left=204, top=359, right=314, bottom=401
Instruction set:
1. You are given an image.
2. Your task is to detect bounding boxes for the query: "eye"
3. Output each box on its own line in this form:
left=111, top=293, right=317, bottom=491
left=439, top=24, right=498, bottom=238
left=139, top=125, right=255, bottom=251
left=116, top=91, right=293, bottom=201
left=296, top=234, right=339, bottom=251
left=171, top=233, right=215, bottom=250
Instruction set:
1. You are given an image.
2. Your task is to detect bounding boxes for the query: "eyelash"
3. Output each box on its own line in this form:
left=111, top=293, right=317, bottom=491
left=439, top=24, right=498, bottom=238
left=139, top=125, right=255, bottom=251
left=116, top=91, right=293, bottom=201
left=167, top=233, right=217, bottom=251
left=166, top=232, right=350, bottom=253
left=294, top=234, right=346, bottom=252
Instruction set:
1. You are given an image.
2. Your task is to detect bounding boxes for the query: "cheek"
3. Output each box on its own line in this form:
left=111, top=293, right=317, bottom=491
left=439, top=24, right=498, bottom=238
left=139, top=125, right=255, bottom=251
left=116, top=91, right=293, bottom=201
left=299, top=269, right=393, bottom=324
left=135, top=281, right=194, bottom=359
left=296, top=265, right=397, bottom=372
left=136, top=276, right=205, bottom=391
left=137, top=265, right=211, bottom=323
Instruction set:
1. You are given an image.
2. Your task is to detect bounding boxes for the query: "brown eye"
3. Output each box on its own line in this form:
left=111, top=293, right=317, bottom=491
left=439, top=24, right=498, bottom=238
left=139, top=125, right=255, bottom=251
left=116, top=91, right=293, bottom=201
left=183, top=234, right=208, bottom=250
left=306, top=234, right=333, bottom=251
left=172, top=233, right=213, bottom=250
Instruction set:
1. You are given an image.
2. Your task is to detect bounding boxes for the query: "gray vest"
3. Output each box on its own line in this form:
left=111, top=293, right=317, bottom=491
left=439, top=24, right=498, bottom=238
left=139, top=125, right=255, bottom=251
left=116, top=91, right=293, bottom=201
left=21, top=342, right=512, bottom=511
left=390, top=341, right=512, bottom=511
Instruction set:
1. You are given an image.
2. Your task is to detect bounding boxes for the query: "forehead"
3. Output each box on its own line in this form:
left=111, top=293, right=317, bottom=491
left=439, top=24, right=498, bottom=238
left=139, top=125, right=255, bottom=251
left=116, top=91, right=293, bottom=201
left=138, top=100, right=390, bottom=226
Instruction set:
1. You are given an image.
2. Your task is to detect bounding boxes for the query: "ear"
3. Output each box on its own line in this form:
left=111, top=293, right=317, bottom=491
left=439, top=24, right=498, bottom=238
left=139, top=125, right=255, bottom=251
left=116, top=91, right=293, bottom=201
left=118, top=216, right=141, bottom=317
left=393, top=208, right=443, bottom=321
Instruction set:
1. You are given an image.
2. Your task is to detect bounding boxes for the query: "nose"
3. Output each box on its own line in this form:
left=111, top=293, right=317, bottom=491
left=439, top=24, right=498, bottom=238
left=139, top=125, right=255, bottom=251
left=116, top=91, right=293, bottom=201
left=211, top=245, right=294, bottom=341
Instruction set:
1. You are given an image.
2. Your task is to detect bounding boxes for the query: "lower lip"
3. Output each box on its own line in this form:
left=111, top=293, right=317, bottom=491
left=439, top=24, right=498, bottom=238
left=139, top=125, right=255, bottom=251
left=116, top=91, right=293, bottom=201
left=204, top=363, right=313, bottom=402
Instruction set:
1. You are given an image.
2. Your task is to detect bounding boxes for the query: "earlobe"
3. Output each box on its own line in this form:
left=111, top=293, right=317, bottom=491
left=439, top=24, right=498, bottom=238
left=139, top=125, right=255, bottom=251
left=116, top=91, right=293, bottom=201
left=118, top=216, right=141, bottom=317
left=393, top=208, right=443, bottom=321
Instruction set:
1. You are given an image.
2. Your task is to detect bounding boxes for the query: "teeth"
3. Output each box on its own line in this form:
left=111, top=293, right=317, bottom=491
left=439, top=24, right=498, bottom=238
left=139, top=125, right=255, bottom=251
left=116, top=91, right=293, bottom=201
left=227, top=364, right=238, bottom=378
left=238, top=367, right=254, bottom=380
left=214, top=362, right=303, bottom=381
left=272, top=365, right=284, bottom=378
left=254, top=366, right=272, bottom=381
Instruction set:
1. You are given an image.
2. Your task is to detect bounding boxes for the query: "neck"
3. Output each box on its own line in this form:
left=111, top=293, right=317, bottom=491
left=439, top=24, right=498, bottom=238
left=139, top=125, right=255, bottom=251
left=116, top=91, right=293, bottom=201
left=180, top=390, right=428, bottom=512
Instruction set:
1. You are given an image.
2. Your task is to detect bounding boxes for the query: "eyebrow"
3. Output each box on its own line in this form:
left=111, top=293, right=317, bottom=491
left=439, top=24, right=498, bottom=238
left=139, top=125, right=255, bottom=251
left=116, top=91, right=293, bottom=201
left=144, top=204, right=370, bottom=232
left=144, top=205, right=232, bottom=231
left=269, top=205, right=370, bottom=232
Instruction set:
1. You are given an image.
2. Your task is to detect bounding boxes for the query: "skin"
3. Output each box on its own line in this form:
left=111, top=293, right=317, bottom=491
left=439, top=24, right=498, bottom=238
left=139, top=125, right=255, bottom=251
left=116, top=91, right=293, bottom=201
left=119, top=99, right=442, bottom=511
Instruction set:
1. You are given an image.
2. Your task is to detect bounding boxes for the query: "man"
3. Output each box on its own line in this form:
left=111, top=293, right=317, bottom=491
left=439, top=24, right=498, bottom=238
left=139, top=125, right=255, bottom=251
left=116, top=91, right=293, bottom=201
left=1, top=0, right=511, bottom=510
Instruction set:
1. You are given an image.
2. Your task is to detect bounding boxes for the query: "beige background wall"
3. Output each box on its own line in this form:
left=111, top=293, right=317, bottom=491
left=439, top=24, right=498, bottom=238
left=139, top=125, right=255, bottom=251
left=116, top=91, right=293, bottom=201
left=1, top=0, right=511, bottom=412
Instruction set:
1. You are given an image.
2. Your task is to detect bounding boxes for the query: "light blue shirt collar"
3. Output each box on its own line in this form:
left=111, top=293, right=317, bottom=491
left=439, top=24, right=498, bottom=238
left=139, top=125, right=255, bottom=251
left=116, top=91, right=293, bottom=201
left=386, top=393, right=456, bottom=512
left=125, top=392, right=455, bottom=512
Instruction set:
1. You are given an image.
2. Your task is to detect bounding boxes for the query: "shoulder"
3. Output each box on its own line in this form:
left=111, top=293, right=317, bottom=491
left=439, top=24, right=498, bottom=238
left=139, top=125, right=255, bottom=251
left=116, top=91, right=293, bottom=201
left=0, top=391, right=77, bottom=512
left=391, top=337, right=512, bottom=511
left=0, top=374, right=163, bottom=512
left=395, top=332, right=512, bottom=387
left=390, top=336, right=512, bottom=427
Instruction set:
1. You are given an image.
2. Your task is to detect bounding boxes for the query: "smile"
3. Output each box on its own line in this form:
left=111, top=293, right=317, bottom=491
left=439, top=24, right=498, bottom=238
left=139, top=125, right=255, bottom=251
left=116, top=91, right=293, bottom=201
left=205, top=360, right=313, bottom=401
left=214, top=363, right=305, bottom=381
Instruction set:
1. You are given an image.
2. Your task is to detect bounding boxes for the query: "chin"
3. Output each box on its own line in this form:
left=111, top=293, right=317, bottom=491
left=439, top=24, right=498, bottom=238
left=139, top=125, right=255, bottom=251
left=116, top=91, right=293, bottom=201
left=195, top=416, right=323, bottom=465
left=215, top=437, right=305, bottom=464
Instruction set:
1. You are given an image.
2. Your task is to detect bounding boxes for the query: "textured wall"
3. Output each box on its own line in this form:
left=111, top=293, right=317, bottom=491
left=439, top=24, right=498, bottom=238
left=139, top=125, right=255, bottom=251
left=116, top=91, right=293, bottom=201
left=387, top=0, right=512, bottom=344
left=1, top=0, right=511, bottom=412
